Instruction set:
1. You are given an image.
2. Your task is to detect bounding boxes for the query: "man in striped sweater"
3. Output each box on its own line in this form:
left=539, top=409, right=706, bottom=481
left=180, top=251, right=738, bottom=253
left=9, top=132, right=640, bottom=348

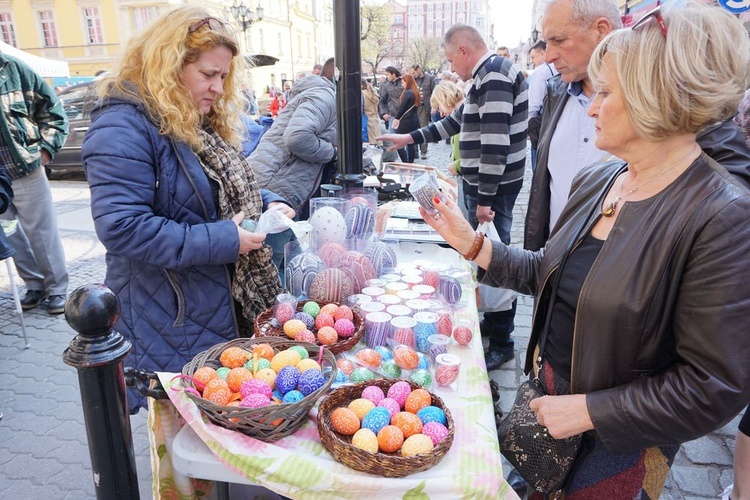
left=379, top=23, right=528, bottom=371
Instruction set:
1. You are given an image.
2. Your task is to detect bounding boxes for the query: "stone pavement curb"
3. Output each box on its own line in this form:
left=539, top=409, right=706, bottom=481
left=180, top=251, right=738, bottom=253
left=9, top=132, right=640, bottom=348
left=0, top=141, right=740, bottom=499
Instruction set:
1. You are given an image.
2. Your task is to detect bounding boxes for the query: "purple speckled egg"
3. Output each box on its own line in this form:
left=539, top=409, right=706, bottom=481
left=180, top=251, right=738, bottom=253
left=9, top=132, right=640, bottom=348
left=239, top=379, right=273, bottom=399
left=274, top=302, right=296, bottom=324
left=275, top=366, right=300, bottom=395
left=345, top=203, right=375, bottom=239
left=386, top=381, right=412, bottom=408
left=285, top=252, right=324, bottom=298
left=361, top=385, right=385, bottom=406
left=293, top=311, right=315, bottom=330
left=297, top=369, right=325, bottom=396
left=438, top=275, right=462, bottom=304
left=239, top=393, right=270, bottom=408
left=361, top=407, right=392, bottom=435
left=377, top=397, right=401, bottom=417
left=364, top=241, right=398, bottom=276
left=422, top=421, right=450, bottom=445
left=334, top=318, right=356, bottom=338
left=307, top=268, right=354, bottom=304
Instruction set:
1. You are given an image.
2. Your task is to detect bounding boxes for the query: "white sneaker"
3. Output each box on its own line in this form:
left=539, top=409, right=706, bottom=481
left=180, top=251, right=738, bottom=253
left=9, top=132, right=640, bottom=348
left=721, top=484, right=733, bottom=500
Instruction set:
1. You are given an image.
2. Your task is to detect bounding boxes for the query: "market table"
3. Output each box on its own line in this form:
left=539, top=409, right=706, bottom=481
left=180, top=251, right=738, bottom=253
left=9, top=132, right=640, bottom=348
left=151, top=242, right=518, bottom=499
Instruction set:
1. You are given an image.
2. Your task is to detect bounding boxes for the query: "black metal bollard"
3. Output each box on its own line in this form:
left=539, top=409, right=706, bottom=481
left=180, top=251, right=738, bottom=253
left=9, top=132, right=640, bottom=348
left=63, top=284, right=140, bottom=499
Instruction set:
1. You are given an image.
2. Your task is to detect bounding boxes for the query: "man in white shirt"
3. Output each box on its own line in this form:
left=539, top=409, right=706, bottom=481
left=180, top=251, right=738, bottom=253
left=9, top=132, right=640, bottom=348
left=527, top=40, right=558, bottom=171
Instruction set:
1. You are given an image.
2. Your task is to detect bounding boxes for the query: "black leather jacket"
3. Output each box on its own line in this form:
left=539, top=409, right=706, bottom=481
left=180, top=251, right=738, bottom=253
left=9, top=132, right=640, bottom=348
left=482, top=154, right=750, bottom=453
left=524, top=75, right=750, bottom=252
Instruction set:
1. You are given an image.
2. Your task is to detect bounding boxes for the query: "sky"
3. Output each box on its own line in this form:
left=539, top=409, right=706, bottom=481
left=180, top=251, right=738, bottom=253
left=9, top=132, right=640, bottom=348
left=492, top=1, right=535, bottom=47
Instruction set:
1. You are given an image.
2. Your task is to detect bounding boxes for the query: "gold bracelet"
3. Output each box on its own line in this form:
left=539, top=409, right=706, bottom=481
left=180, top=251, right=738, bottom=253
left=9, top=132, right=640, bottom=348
left=463, top=231, right=485, bottom=261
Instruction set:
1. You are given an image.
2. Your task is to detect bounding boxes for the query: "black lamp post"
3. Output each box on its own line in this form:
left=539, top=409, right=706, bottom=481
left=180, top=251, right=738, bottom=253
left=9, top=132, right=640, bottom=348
left=531, top=27, right=539, bottom=43
left=230, top=0, right=264, bottom=33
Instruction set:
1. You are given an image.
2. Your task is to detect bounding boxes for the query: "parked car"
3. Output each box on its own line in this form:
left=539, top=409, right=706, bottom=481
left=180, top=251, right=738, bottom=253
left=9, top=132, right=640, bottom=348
left=48, top=81, right=97, bottom=175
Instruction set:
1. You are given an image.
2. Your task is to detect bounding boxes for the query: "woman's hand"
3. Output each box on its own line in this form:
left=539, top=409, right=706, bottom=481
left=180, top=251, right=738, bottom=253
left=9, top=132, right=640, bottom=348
left=529, top=394, right=594, bottom=439
left=231, top=211, right=267, bottom=254
left=376, top=133, right=414, bottom=151
left=418, top=196, right=476, bottom=256
left=267, top=202, right=295, bottom=219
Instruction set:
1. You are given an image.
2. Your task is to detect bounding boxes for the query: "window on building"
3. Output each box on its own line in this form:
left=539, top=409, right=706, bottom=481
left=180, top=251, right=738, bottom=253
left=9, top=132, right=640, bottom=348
left=475, top=17, right=482, bottom=29
left=0, top=12, right=17, bottom=47
left=306, top=34, right=312, bottom=58
left=297, top=32, right=302, bottom=58
left=259, top=28, right=265, bottom=52
left=278, top=33, right=284, bottom=56
left=428, top=4, right=433, bottom=12
left=83, top=7, right=103, bottom=44
left=132, top=6, right=159, bottom=32
left=38, top=10, right=58, bottom=47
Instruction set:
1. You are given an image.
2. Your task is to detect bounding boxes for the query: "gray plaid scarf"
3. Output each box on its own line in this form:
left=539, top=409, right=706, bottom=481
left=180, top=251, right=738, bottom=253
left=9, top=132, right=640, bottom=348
left=197, top=127, right=282, bottom=333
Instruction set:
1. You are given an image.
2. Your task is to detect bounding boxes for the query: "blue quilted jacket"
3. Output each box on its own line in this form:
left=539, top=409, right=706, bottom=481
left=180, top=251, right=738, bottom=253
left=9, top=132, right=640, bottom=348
left=82, top=92, right=274, bottom=412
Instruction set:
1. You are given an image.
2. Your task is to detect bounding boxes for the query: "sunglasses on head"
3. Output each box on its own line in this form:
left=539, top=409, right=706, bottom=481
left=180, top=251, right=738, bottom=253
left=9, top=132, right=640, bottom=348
left=188, top=17, right=226, bottom=34
left=631, top=6, right=668, bottom=38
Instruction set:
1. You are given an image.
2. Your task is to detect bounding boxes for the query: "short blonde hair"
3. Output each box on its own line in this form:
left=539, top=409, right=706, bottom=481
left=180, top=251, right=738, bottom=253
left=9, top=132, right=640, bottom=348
left=99, top=6, right=245, bottom=150
left=588, top=1, right=750, bottom=140
left=430, top=81, right=464, bottom=115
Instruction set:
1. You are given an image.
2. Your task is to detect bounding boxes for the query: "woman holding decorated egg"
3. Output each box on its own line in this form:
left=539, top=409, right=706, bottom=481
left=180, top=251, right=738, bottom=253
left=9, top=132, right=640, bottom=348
left=82, top=6, right=291, bottom=413
left=421, top=3, right=750, bottom=496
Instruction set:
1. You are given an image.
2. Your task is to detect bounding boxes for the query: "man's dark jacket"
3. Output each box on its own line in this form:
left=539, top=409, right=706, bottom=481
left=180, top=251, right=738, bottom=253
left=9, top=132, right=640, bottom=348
left=524, top=75, right=750, bottom=252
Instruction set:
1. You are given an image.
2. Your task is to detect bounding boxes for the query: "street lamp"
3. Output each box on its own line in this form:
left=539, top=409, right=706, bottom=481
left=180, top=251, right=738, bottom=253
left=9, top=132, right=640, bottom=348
left=531, top=27, right=539, bottom=43
left=230, top=0, right=264, bottom=33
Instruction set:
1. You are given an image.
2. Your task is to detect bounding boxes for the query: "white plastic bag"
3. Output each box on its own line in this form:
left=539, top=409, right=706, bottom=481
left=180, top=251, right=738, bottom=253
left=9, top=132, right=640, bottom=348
left=256, top=207, right=295, bottom=234
left=476, top=222, right=517, bottom=312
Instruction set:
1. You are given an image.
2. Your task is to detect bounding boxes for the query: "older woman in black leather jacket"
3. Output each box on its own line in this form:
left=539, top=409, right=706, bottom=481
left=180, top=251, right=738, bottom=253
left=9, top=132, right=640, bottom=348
left=422, top=3, right=750, bottom=497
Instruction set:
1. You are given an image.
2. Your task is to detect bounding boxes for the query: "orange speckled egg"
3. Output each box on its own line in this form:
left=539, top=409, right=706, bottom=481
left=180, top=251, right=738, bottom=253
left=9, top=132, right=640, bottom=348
left=401, top=434, right=434, bottom=457
left=392, top=411, right=423, bottom=437
left=253, top=368, right=277, bottom=390
left=225, top=367, right=254, bottom=392
left=202, top=378, right=231, bottom=405
left=315, top=311, right=336, bottom=330
left=297, top=358, right=322, bottom=372
left=393, top=345, right=419, bottom=370
left=219, top=347, right=249, bottom=369
left=193, top=366, right=219, bottom=389
left=331, top=407, right=361, bottom=435
left=377, top=425, right=404, bottom=453
left=351, top=428, right=379, bottom=454
left=333, top=305, right=354, bottom=321
left=317, top=326, right=339, bottom=345
left=355, top=349, right=382, bottom=369
left=404, top=389, right=432, bottom=414
left=283, top=319, right=307, bottom=339
left=337, top=358, right=355, bottom=375
left=252, top=343, right=275, bottom=361
left=271, top=350, right=302, bottom=373
left=320, top=303, right=339, bottom=316
left=348, top=398, right=376, bottom=420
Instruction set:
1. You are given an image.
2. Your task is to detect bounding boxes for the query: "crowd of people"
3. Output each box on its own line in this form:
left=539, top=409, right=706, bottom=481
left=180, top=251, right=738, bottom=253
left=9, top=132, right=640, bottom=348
left=1, top=0, right=749, bottom=497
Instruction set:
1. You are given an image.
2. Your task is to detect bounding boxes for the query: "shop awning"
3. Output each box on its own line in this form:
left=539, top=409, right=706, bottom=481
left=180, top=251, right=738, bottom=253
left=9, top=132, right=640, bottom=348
left=0, top=41, right=70, bottom=78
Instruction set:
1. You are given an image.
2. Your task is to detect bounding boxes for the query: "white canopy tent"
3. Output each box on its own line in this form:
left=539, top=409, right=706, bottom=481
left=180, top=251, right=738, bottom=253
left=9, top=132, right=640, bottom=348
left=0, top=41, right=69, bottom=78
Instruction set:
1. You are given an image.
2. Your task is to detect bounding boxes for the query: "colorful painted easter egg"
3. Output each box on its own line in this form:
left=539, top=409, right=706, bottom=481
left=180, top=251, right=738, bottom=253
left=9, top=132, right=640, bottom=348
left=380, top=359, right=403, bottom=379
left=193, top=366, right=219, bottom=388
left=285, top=252, right=324, bottom=298
left=226, top=367, right=254, bottom=393
left=331, top=407, right=361, bottom=436
left=293, top=312, right=315, bottom=330
left=215, top=367, right=231, bottom=380
left=288, top=345, right=309, bottom=360
left=219, top=347, right=249, bottom=369
left=392, top=411, right=423, bottom=438
left=364, top=241, right=398, bottom=276
left=282, top=390, right=304, bottom=404
left=377, top=397, right=401, bottom=417
left=351, top=428, right=379, bottom=454
left=378, top=425, right=405, bottom=453
left=239, top=393, right=270, bottom=408
left=436, top=310, right=453, bottom=337
left=337, top=358, right=355, bottom=375
left=274, top=302, right=296, bottom=325
left=391, top=316, right=417, bottom=349
left=361, top=407, right=392, bottom=435
left=294, top=329, right=317, bottom=343
left=253, top=368, right=277, bottom=390
left=239, top=379, right=273, bottom=399
left=393, top=345, right=419, bottom=370
left=333, top=318, right=356, bottom=338
left=409, top=369, right=433, bottom=388
left=296, top=358, right=321, bottom=372
left=317, top=326, right=339, bottom=345
left=355, top=348, right=382, bottom=369
left=275, top=366, right=300, bottom=395
left=421, top=270, right=440, bottom=290
left=417, top=406, right=447, bottom=426
left=438, top=275, right=462, bottom=304
left=361, top=385, right=386, bottom=406
left=283, top=319, right=307, bottom=339
left=316, top=242, right=348, bottom=267
left=243, top=357, right=271, bottom=373
left=271, top=350, right=302, bottom=373
left=339, top=251, right=377, bottom=293
left=310, top=206, right=347, bottom=247
left=453, top=325, right=473, bottom=346
left=302, top=301, right=321, bottom=318
left=202, top=378, right=231, bottom=405
left=333, top=305, right=354, bottom=321
left=386, top=381, right=412, bottom=407
left=348, top=398, right=376, bottom=420
left=404, top=389, right=432, bottom=414
left=401, top=434, right=434, bottom=457
left=422, top=422, right=450, bottom=446
left=320, top=303, right=339, bottom=316
left=374, top=346, right=393, bottom=362
left=334, top=370, right=348, bottom=383
left=297, top=369, right=325, bottom=396
left=349, top=367, right=377, bottom=382
left=252, top=343, right=275, bottom=361
left=345, top=203, right=375, bottom=239
left=416, top=352, right=430, bottom=371
left=308, top=268, right=354, bottom=304
left=315, top=311, right=335, bottom=330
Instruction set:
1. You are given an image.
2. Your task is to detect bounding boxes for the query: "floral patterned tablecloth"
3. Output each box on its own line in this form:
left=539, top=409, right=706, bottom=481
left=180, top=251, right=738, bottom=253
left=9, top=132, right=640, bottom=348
left=151, top=243, right=517, bottom=499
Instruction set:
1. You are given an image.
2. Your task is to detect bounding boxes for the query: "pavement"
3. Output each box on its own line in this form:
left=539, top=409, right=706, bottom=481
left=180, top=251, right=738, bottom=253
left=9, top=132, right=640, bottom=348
left=0, top=142, right=741, bottom=499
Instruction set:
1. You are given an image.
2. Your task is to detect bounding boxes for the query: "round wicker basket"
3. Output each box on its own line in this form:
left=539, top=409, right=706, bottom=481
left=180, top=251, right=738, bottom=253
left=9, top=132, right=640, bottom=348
left=182, top=337, right=336, bottom=442
left=254, top=300, right=364, bottom=355
left=317, top=379, right=455, bottom=477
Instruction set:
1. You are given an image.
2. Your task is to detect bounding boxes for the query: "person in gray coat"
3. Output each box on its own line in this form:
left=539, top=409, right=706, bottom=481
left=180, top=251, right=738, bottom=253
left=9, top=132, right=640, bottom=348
left=248, top=58, right=337, bottom=219
left=378, top=66, right=403, bottom=131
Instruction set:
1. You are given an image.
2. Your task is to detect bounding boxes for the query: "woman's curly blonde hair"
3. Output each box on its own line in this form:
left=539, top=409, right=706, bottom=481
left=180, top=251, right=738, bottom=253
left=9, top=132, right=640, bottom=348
left=98, top=6, right=246, bottom=150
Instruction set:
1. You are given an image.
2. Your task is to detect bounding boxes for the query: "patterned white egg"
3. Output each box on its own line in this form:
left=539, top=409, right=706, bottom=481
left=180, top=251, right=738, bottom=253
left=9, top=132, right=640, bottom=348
left=345, top=203, right=375, bottom=239
left=310, top=206, right=347, bottom=248
left=364, top=241, right=398, bottom=276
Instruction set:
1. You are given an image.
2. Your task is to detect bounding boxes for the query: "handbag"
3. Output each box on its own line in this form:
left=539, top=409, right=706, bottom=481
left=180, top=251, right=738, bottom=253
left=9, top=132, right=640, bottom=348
left=496, top=221, right=586, bottom=493
left=392, top=105, right=416, bottom=130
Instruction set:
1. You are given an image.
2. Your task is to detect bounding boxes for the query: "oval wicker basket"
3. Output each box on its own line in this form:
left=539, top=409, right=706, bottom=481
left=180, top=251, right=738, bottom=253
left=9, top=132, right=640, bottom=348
left=254, top=300, right=364, bottom=355
left=317, top=379, right=455, bottom=477
left=182, top=336, right=336, bottom=442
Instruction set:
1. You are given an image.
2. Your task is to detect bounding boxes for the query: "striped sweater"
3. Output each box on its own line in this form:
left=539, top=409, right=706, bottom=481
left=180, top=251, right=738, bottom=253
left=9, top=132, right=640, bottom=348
left=411, top=53, right=528, bottom=206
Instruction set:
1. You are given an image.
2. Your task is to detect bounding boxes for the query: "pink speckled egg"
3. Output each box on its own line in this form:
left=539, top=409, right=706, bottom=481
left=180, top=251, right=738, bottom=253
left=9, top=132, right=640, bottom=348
left=337, top=358, right=355, bottom=375
left=316, top=242, right=348, bottom=267
left=294, top=329, right=316, bottom=343
left=355, top=348, right=382, bottom=369
left=361, top=385, right=385, bottom=406
left=315, top=311, right=335, bottom=330
left=239, top=393, right=270, bottom=408
left=308, top=268, right=354, bottom=304
left=386, top=381, right=412, bottom=408
left=239, top=379, right=273, bottom=399
left=422, top=421, right=450, bottom=446
left=334, top=318, right=356, bottom=338
left=377, top=397, right=401, bottom=417
left=333, top=305, right=354, bottom=321
left=274, top=302, right=296, bottom=324
left=453, top=325, right=473, bottom=346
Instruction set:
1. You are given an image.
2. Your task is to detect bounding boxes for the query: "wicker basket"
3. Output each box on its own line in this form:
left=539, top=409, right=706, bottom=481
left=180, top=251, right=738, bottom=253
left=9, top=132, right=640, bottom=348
left=317, top=379, right=455, bottom=477
left=181, top=337, right=336, bottom=442
left=254, top=300, right=364, bottom=355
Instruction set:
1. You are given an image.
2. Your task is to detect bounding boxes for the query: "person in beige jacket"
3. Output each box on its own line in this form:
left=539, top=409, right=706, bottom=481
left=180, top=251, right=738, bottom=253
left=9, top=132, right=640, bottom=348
left=362, top=79, right=381, bottom=145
